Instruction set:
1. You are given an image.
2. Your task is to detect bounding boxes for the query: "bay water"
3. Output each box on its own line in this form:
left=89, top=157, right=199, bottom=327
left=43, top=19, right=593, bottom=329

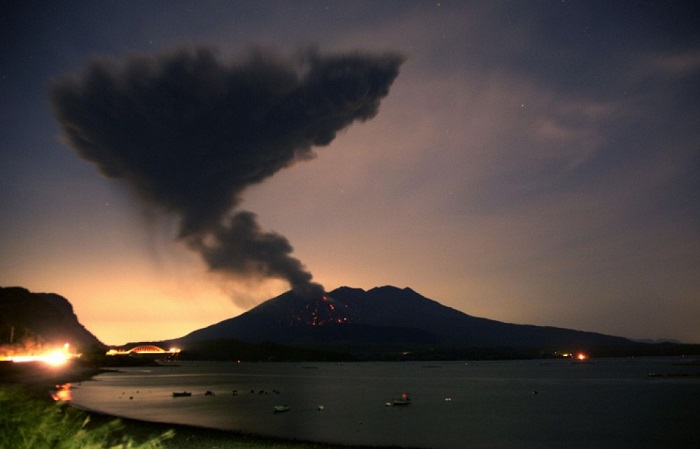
left=67, top=358, right=699, bottom=448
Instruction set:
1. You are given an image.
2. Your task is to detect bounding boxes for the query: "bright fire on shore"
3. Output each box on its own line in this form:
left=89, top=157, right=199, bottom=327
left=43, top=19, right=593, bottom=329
left=0, top=343, right=78, bottom=367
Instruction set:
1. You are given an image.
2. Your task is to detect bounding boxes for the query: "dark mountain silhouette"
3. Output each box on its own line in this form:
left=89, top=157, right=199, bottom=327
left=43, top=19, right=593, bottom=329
left=178, top=286, right=648, bottom=358
left=1, top=286, right=696, bottom=362
left=0, top=286, right=106, bottom=353
left=163, top=338, right=351, bottom=362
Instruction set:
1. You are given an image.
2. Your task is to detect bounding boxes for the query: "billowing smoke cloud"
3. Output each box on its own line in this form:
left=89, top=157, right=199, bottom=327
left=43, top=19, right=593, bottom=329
left=49, top=46, right=403, bottom=298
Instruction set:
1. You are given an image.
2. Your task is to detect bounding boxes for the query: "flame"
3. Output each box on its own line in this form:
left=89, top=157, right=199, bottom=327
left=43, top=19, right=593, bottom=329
left=577, top=352, right=588, bottom=360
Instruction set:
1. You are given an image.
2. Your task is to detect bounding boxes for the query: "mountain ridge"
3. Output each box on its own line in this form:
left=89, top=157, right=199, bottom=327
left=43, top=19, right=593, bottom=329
left=2, top=285, right=698, bottom=362
left=178, top=285, right=637, bottom=356
left=0, top=286, right=106, bottom=353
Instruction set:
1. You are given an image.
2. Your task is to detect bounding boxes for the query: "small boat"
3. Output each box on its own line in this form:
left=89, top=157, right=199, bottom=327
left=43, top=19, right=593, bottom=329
left=393, top=393, right=411, bottom=405
left=273, top=405, right=290, bottom=413
left=172, top=391, right=192, bottom=397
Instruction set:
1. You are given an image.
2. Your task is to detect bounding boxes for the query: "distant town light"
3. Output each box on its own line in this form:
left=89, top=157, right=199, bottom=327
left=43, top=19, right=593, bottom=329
left=106, top=345, right=181, bottom=356
left=44, top=350, right=70, bottom=366
left=1, top=342, right=77, bottom=367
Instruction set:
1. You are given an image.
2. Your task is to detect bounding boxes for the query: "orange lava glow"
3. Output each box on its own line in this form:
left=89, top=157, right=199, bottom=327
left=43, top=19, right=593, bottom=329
left=577, top=352, right=588, bottom=360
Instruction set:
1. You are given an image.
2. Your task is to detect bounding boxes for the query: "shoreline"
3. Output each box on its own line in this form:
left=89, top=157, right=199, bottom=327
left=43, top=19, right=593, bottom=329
left=82, top=408, right=416, bottom=449
left=1, top=362, right=421, bottom=449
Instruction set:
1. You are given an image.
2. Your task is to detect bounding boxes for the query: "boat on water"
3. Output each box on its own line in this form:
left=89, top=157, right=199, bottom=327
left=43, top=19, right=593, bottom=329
left=172, top=391, right=192, bottom=397
left=392, top=393, right=411, bottom=406
left=273, top=405, right=290, bottom=413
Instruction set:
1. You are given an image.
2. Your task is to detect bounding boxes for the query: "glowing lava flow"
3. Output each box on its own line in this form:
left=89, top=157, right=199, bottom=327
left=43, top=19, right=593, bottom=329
left=288, top=295, right=352, bottom=327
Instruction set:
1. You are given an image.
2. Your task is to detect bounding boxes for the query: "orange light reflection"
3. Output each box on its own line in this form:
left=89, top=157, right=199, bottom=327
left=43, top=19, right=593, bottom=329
left=51, top=383, right=72, bottom=402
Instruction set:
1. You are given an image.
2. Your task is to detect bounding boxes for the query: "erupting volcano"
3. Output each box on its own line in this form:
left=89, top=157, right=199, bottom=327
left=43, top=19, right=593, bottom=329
left=288, top=295, right=353, bottom=327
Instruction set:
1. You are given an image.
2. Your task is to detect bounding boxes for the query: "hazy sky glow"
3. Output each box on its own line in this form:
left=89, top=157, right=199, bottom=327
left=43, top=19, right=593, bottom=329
left=2, top=1, right=699, bottom=345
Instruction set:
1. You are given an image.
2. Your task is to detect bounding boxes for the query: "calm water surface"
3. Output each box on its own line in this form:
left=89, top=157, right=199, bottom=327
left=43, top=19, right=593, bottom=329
left=68, top=358, right=699, bottom=449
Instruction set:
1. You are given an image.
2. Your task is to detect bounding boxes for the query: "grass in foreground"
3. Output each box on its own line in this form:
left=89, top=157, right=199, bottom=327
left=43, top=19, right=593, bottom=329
left=0, top=386, right=173, bottom=449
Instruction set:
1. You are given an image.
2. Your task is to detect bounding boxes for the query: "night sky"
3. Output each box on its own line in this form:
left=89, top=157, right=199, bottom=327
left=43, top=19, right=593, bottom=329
left=1, top=1, right=698, bottom=345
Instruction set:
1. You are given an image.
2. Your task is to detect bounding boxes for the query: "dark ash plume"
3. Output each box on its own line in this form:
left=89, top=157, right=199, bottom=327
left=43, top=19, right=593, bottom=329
left=49, top=46, right=403, bottom=298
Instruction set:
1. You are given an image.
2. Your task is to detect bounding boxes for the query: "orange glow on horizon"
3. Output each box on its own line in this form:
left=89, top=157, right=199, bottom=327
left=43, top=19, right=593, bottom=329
left=577, top=352, right=588, bottom=360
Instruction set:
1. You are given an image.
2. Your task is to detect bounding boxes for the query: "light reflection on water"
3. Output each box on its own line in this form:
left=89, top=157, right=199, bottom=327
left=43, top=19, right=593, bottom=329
left=68, top=358, right=699, bottom=449
left=51, top=383, right=72, bottom=402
